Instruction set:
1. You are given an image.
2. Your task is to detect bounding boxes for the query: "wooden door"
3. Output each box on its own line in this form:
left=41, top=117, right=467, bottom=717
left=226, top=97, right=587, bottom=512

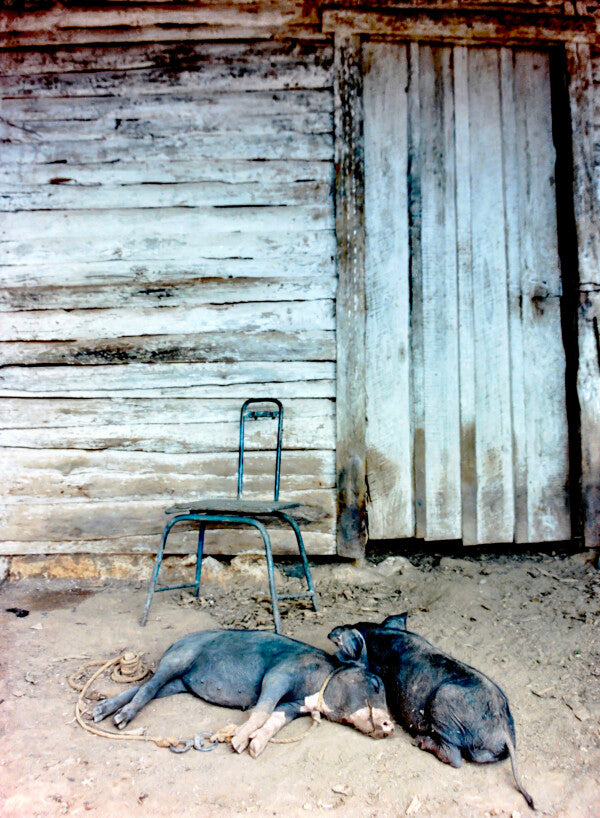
left=364, top=43, right=570, bottom=544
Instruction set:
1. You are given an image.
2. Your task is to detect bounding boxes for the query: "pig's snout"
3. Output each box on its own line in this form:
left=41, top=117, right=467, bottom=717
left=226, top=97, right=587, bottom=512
left=347, top=706, right=394, bottom=738
left=370, top=708, right=394, bottom=738
left=371, top=714, right=394, bottom=739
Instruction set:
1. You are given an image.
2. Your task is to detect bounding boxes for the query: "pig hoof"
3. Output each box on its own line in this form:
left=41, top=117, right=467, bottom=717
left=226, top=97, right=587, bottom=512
left=248, top=737, right=267, bottom=758
left=92, top=702, right=109, bottom=723
left=114, top=705, right=134, bottom=728
left=231, top=735, right=249, bottom=754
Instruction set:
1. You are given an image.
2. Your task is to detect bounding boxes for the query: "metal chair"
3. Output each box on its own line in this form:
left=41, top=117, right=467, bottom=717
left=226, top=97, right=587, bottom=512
left=141, top=398, right=319, bottom=631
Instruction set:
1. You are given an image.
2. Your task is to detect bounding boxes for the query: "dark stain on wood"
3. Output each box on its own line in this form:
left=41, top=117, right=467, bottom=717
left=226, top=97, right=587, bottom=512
left=0, top=331, right=335, bottom=367
left=337, top=452, right=367, bottom=556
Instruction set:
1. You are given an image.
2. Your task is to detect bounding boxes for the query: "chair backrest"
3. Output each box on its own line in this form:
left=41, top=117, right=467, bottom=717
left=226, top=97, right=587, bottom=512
left=237, top=398, right=284, bottom=501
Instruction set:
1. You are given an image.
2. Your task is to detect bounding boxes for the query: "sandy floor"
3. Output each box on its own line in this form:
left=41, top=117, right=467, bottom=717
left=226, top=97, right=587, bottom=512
left=0, top=550, right=599, bottom=818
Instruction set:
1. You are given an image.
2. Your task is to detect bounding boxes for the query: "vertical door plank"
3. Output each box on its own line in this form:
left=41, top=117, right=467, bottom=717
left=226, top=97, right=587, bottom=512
left=363, top=43, right=414, bottom=539
left=566, top=42, right=600, bottom=549
left=500, top=47, right=528, bottom=543
left=419, top=45, right=462, bottom=540
left=468, top=48, right=515, bottom=543
left=408, top=42, right=427, bottom=540
left=454, top=46, right=477, bottom=545
left=334, top=33, right=367, bottom=557
left=515, top=50, right=570, bottom=542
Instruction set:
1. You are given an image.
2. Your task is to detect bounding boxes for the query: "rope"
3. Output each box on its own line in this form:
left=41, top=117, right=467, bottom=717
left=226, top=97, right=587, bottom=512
left=111, top=651, right=151, bottom=683
left=69, top=651, right=150, bottom=692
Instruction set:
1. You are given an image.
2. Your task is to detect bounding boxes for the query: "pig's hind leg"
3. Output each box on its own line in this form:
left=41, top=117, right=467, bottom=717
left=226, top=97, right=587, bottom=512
left=93, top=678, right=187, bottom=724
left=93, top=686, right=140, bottom=723
left=412, top=682, right=471, bottom=768
left=412, top=733, right=462, bottom=767
left=113, top=670, right=191, bottom=729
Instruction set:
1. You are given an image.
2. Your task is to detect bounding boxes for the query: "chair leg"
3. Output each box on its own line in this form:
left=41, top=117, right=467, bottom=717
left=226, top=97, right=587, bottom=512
left=252, top=520, right=282, bottom=634
left=194, top=523, right=206, bottom=598
left=141, top=518, right=176, bottom=627
left=277, top=512, right=318, bottom=611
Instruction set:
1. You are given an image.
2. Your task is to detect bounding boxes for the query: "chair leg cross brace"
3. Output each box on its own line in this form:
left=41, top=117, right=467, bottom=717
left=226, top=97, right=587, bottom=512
left=141, top=514, right=318, bottom=632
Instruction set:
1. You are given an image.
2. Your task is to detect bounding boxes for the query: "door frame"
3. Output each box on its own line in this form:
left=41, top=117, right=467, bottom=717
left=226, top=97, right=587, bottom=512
left=325, top=8, right=600, bottom=556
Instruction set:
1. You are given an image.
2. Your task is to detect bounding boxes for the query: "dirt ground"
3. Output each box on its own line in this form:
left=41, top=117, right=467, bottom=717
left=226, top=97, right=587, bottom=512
left=0, top=549, right=599, bottom=818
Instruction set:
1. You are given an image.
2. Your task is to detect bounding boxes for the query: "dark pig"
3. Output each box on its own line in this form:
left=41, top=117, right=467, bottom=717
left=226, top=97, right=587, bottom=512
left=93, top=628, right=394, bottom=757
left=329, top=614, right=534, bottom=810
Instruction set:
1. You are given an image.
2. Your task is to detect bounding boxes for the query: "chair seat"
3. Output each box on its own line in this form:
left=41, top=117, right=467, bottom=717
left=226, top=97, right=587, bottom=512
left=165, top=499, right=301, bottom=516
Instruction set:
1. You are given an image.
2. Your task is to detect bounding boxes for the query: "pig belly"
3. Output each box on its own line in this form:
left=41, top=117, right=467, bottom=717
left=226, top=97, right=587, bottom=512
left=181, top=655, right=265, bottom=710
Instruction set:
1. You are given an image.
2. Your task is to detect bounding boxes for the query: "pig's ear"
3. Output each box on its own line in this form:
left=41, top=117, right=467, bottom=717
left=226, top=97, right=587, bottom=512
left=329, top=627, right=368, bottom=667
left=382, top=612, right=408, bottom=630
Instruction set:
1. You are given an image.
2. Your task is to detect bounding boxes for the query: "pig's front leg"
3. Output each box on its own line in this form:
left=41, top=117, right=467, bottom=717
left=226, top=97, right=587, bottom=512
left=231, top=669, right=290, bottom=754
left=248, top=702, right=301, bottom=758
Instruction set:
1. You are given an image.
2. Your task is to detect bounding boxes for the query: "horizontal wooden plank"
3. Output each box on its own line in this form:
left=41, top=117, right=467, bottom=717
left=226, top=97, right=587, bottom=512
left=0, top=416, right=335, bottom=453
left=0, top=204, right=331, bottom=241
left=0, top=40, right=332, bottom=78
left=0, top=179, right=333, bottom=213
left=0, top=380, right=335, bottom=399
left=0, top=5, right=305, bottom=36
left=0, top=96, right=328, bottom=131
left=0, top=301, right=334, bottom=342
left=0, top=395, right=333, bottom=429
left=0, top=330, right=336, bottom=366
left=0, top=530, right=336, bottom=557
left=0, top=360, right=335, bottom=398
left=0, top=425, right=334, bottom=455
left=0, top=255, right=333, bottom=289
left=0, top=62, right=332, bottom=98
left=0, top=276, right=336, bottom=311
left=0, top=24, right=327, bottom=50
left=0, top=216, right=335, bottom=267
left=0, top=380, right=335, bottom=401
left=0, top=157, right=333, bottom=187
left=1, top=130, right=333, bottom=164
left=0, top=113, right=331, bottom=148
left=322, top=9, right=597, bottom=45
left=0, top=411, right=335, bottom=453
left=0, top=492, right=335, bottom=541
left=2, top=448, right=336, bottom=501
left=0, top=227, right=335, bottom=265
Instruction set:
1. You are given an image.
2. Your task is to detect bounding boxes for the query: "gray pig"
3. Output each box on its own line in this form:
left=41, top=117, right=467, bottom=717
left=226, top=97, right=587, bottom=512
left=93, top=628, right=394, bottom=757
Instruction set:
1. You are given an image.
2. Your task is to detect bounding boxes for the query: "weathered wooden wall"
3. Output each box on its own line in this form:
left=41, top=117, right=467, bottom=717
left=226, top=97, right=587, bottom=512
left=0, top=36, right=338, bottom=558
left=1, top=1, right=600, bottom=563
